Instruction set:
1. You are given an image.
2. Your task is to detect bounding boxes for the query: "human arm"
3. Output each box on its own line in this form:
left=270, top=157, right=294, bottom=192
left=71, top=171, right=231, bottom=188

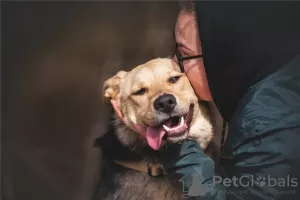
left=159, top=125, right=300, bottom=200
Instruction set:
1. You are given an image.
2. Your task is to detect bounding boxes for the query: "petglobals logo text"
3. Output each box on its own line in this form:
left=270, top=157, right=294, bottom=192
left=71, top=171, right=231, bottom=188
left=213, top=175, right=298, bottom=188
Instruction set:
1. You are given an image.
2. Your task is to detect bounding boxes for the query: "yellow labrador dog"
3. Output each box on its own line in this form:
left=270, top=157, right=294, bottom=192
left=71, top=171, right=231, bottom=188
left=94, top=58, right=216, bottom=200
left=103, top=58, right=213, bottom=151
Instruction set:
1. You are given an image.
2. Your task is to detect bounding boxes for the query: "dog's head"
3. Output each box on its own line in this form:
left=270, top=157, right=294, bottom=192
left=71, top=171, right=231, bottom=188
left=103, top=58, right=213, bottom=151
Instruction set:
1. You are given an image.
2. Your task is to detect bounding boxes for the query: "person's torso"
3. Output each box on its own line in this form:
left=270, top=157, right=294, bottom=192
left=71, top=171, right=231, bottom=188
left=222, top=55, right=300, bottom=176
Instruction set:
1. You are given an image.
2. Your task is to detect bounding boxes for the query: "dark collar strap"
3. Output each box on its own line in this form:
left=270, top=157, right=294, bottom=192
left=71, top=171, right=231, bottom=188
left=113, top=159, right=166, bottom=177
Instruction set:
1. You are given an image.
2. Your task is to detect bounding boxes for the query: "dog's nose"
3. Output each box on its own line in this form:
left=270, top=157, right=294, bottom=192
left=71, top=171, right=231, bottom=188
left=154, top=94, right=177, bottom=113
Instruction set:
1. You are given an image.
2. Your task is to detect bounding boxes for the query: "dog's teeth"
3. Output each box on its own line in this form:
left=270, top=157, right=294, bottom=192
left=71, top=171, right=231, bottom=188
left=180, top=116, right=184, bottom=126
left=163, top=125, right=171, bottom=132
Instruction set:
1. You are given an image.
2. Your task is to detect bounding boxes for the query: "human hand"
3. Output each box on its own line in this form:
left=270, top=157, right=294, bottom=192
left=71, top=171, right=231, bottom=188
left=159, top=139, right=207, bottom=173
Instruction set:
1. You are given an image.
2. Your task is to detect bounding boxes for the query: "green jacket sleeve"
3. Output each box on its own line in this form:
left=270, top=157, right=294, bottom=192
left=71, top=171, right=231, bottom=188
left=160, top=140, right=227, bottom=200
left=160, top=56, right=300, bottom=200
left=160, top=125, right=300, bottom=200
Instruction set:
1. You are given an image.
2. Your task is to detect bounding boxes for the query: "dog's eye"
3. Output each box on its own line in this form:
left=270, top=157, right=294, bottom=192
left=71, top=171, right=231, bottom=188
left=132, top=88, right=147, bottom=96
left=168, top=76, right=181, bottom=84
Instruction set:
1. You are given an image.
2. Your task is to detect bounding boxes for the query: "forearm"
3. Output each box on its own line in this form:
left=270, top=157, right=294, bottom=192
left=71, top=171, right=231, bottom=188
left=160, top=140, right=227, bottom=200
left=160, top=139, right=298, bottom=200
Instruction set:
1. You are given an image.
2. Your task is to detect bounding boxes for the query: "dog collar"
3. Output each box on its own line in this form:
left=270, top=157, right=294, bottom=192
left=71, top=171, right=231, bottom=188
left=113, top=160, right=167, bottom=177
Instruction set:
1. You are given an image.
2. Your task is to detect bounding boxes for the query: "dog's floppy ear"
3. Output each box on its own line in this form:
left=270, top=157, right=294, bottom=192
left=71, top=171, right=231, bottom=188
left=103, top=70, right=127, bottom=101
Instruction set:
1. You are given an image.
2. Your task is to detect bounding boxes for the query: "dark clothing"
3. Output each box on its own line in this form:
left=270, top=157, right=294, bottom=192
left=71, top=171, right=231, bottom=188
left=159, top=2, right=300, bottom=200
left=195, top=2, right=300, bottom=122
left=160, top=56, right=300, bottom=199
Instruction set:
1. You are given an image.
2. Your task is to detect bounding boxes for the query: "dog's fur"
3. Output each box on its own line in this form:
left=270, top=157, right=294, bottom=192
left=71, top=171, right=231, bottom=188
left=104, top=58, right=213, bottom=150
left=95, top=58, right=216, bottom=200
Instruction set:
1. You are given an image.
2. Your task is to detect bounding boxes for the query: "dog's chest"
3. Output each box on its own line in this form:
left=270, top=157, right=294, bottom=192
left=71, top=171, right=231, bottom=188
left=95, top=161, right=183, bottom=200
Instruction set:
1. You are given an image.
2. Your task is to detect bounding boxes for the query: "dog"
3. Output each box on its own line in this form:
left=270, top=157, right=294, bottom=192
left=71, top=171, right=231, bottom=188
left=94, top=58, right=217, bottom=200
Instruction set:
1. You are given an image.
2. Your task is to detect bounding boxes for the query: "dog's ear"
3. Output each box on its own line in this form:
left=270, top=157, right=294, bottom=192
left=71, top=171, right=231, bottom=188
left=103, top=70, right=127, bottom=101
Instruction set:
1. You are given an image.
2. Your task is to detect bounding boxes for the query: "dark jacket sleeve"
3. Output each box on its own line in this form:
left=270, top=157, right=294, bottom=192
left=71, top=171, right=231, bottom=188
left=167, top=2, right=300, bottom=199
left=160, top=123, right=300, bottom=200
left=160, top=57, right=300, bottom=199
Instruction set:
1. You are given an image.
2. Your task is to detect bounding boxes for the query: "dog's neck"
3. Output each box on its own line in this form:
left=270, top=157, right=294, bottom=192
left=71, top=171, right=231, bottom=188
left=95, top=129, right=167, bottom=177
left=96, top=129, right=157, bottom=161
left=113, top=159, right=167, bottom=177
left=95, top=112, right=173, bottom=176
left=112, top=115, right=164, bottom=160
left=97, top=105, right=224, bottom=174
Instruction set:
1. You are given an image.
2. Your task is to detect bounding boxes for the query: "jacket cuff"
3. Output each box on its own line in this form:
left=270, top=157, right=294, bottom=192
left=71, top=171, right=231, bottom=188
left=160, top=140, right=226, bottom=183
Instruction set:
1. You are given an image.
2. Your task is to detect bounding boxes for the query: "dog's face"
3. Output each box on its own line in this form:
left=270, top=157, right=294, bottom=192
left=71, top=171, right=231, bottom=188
left=103, top=58, right=213, bottom=151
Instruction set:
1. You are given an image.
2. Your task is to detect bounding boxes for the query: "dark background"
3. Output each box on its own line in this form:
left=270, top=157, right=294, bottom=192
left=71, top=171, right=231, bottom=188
left=2, top=2, right=178, bottom=200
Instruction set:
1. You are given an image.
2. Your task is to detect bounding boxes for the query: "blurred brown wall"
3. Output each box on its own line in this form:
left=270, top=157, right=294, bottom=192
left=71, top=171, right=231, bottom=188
left=2, top=2, right=179, bottom=200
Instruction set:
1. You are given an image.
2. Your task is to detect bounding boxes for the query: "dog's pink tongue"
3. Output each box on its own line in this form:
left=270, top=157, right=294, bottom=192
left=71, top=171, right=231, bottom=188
left=146, top=127, right=166, bottom=151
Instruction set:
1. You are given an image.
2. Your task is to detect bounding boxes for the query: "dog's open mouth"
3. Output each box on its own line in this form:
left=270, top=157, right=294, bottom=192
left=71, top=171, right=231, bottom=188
left=146, top=104, right=194, bottom=150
